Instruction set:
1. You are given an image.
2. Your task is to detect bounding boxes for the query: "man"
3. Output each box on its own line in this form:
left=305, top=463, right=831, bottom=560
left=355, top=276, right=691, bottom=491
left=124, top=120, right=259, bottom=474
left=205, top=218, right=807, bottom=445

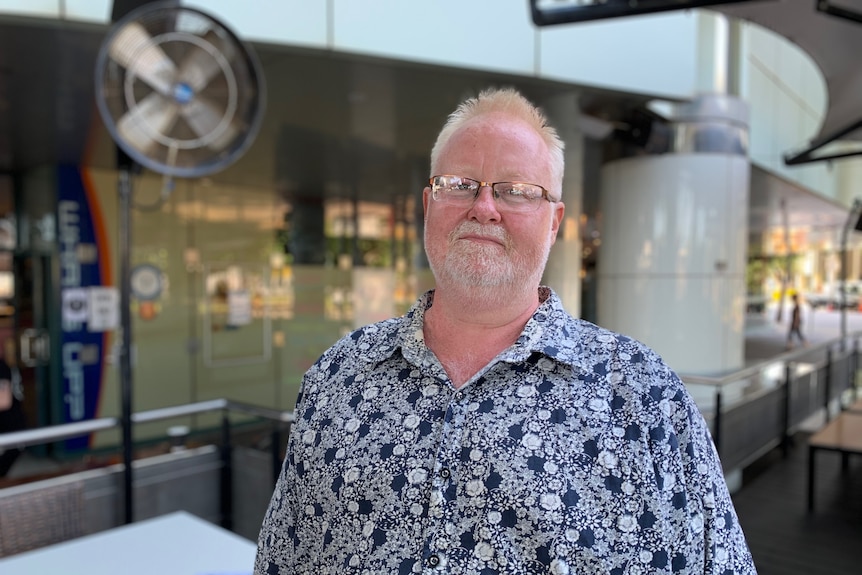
left=255, top=88, right=756, bottom=574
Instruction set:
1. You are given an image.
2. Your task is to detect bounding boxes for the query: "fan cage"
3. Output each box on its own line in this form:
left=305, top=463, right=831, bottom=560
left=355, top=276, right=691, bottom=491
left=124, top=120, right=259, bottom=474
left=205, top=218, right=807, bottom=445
left=95, top=2, right=265, bottom=178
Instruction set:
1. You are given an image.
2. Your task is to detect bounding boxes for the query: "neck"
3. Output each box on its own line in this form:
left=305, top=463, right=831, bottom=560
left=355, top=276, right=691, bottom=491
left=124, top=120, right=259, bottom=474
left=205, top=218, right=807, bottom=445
left=424, top=286, right=539, bottom=388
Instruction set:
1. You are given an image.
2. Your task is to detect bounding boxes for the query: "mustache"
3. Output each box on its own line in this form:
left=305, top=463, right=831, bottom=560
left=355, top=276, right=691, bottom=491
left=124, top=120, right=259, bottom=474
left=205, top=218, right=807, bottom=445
left=449, top=221, right=509, bottom=245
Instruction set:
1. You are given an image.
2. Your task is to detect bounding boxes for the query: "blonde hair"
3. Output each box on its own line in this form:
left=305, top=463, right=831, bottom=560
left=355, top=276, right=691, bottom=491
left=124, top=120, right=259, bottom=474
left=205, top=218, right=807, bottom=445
left=429, top=87, right=565, bottom=198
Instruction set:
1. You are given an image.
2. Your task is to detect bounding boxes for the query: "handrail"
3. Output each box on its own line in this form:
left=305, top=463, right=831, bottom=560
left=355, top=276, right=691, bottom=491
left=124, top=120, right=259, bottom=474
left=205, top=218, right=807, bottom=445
left=0, top=397, right=297, bottom=530
left=0, top=399, right=294, bottom=451
left=131, top=398, right=229, bottom=424
left=4, top=329, right=857, bottom=452
left=0, top=417, right=120, bottom=450
left=676, top=330, right=861, bottom=466
left=678, top=330, right=862, bottom=387
left=1, top=329, right=857, bottom=453
left=1, top=331, right=858, bottom=528
left=226, top=399, right=295, bottom=424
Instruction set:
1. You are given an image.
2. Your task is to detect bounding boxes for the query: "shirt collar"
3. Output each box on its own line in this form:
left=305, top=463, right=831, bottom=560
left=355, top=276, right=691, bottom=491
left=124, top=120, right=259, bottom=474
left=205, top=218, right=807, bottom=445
left=504, top=286, right=591, bottom=371
left=362, top=287, right=594, bottom=373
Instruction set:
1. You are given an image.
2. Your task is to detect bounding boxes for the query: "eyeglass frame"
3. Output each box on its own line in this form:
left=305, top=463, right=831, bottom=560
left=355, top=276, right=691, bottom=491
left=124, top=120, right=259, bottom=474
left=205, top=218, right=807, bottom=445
left=428, top=175, right=560, bottom=210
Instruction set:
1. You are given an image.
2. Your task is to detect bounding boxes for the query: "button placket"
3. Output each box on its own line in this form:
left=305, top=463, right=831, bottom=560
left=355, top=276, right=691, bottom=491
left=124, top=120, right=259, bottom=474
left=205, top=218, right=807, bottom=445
left=423, top=389, right=467, bottom=572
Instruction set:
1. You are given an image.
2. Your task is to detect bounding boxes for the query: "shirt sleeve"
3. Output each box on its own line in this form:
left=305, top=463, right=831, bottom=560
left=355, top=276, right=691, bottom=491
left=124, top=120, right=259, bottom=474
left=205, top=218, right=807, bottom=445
left=253, top=379, right=310, bottom=575
left=661, top=365, right=757, bottom=574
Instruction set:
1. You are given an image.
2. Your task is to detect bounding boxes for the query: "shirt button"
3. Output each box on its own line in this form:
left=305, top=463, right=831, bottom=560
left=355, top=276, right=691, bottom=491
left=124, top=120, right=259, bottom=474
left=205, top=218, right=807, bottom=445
left=440, top=468, right=451, bottom=479
left=428, top=554, right=440, bottom=567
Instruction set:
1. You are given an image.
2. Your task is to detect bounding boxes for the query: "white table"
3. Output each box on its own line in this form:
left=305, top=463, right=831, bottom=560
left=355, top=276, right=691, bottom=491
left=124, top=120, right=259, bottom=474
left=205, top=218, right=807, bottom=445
left=0, top=511, right=257, bottom=575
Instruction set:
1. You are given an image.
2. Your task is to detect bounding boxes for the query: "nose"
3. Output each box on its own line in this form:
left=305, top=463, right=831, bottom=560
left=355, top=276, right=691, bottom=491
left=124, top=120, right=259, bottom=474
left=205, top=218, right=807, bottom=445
left=467, top=184, right=501, bottom=223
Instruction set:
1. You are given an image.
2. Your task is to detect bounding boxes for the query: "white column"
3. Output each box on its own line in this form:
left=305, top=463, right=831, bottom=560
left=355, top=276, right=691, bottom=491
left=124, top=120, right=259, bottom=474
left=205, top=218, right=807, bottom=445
left=598, top=94, right=750, bottom=375
left=542, top=92, right=584, bottom=317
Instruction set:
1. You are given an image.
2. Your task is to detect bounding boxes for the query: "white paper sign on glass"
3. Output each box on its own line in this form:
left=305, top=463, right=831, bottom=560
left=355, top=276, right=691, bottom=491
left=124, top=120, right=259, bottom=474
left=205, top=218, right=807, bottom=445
left=88, top=287, right=120, bottom=332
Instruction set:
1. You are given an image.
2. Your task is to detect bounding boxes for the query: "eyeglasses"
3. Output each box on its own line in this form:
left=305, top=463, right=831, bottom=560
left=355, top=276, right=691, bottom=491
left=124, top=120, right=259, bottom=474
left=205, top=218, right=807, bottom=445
left=429, top=175, right=557, bottom=213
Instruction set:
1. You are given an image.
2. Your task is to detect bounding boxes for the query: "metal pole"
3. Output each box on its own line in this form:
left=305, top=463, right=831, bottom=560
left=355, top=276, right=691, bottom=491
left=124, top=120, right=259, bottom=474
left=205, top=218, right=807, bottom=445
left=776, top=199, right=790, bottom=324
left=839, top=199, right=861, bottom=351
left=782, top=362, right=792, bottom=458
left=853, top=338, right=860, bottom=401
left=119, top=168, right=134, bottom=524
left=824, top=347, right=833, bottom=422
left=840, top=211, right=850, bottom=349
left=713, top=390, right=723, bottom=457
left=220, top=411, right=233, bottom=531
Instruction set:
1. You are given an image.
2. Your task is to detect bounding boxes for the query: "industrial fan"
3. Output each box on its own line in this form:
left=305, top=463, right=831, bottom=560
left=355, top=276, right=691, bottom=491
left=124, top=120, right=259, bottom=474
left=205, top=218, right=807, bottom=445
left=93, top=1, right=265, bottom=524
left=95, top=1, right=264, bottom=177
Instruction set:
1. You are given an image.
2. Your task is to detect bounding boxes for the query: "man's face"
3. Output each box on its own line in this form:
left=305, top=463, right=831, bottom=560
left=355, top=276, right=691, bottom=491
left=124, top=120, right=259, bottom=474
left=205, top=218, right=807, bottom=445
left=423, top=112, right=564, bottom=298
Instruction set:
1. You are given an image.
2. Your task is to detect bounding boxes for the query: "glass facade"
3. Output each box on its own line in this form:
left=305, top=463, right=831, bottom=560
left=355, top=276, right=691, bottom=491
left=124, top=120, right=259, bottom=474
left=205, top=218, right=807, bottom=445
left=1, top=8, right=847, bottom=454
left=27, top=48, right=588, bottom=447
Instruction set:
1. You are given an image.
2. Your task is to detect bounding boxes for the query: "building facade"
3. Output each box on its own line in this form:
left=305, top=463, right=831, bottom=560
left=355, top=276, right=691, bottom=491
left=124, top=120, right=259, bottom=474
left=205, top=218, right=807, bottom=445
left=0, top=0, right=856, bottom=452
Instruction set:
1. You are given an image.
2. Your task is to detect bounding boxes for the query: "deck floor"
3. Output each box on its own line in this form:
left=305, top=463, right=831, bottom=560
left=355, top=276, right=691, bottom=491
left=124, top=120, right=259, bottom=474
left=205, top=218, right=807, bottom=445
left=732, top=431, right=862, bottom=575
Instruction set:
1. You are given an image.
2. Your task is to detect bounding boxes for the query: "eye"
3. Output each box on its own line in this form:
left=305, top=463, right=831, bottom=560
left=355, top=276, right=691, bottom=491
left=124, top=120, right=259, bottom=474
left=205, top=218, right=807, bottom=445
left=499, top=183, right=540, bottom=200
left=432, top=176, right=478, bottom=200
left=447, top=177, right=479, bottom=195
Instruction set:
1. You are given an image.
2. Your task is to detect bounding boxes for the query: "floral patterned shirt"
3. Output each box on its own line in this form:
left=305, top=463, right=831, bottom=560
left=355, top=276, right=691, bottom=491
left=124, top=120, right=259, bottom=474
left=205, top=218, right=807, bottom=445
left=255, top=287, right=756, bottom=574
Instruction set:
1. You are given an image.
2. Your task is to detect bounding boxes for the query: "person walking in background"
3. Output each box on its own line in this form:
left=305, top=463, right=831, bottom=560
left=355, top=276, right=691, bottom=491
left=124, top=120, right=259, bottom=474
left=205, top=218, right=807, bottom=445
left=787, top=293, right=806, bottom=349
left=0, top=356, right=26, bottom=477
left=255, top=88, right=756, bottom=574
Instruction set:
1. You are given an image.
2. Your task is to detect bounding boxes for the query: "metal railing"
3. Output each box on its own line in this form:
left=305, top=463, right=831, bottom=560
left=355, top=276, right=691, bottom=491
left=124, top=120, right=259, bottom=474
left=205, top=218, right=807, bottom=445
left=679, top=331, right=861, bottom=472
left=0, top=399, right=295, bottom=527
left=2, top=333, right=859, bottom=530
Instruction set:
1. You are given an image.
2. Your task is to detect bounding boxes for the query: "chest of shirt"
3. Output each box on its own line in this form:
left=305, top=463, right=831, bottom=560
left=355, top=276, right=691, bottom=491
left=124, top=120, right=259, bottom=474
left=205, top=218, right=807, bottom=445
left=291, top=356, right=668, bottom=510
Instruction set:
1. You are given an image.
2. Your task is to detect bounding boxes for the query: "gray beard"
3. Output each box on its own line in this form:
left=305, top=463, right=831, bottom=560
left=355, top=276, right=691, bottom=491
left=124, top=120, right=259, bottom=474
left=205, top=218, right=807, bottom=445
left=439, top=244, right=514, bottom=288
left=427, top=226, right=552, bottom=304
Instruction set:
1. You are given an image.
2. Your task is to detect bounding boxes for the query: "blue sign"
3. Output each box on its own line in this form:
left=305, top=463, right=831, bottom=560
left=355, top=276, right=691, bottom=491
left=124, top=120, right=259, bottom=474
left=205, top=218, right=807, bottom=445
left=57, top=166, right=109, bottom=451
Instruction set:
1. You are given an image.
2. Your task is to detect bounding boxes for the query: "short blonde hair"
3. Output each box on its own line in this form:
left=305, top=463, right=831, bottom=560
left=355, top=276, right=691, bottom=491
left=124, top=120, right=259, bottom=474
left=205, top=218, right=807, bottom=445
left=429, top=87, right=565, bottom=199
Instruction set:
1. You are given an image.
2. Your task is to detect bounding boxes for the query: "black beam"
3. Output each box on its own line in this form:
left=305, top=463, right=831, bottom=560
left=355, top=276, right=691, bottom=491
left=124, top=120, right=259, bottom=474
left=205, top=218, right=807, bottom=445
left=111, top=0, right=154, bottom=21
left=784, top=118, right=862, bottom=166
left=817, top=0, right=862, bottom=25
left=530, top=0, right=756, bottom=26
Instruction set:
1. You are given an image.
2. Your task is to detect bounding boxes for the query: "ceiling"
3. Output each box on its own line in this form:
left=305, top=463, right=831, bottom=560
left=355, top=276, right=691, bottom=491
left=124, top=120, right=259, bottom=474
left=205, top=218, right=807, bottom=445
left=0, top=11, right=639, bottom=202
left=713, top=0, right=862, bottom=163
left=0, top=17, right=103, bottom=172
left=709, top=0, right=862, bottom=235
left=530, top=0, right=862, bottom=163
left=0, top=5, right=854, bottom=238
left=748, top=165, right=849, bottom=234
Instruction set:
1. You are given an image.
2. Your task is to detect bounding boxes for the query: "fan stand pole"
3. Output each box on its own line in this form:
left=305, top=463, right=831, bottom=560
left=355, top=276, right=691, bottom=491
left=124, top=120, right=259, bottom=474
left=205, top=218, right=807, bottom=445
left=118, top=166, right=135, bottom=524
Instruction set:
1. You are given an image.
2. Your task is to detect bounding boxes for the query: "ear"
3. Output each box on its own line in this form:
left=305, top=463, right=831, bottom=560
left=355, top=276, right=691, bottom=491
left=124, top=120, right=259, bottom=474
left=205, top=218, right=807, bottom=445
left=422, top=186, right=431, bottom=219
left=549, top=201, right=565, bottom=243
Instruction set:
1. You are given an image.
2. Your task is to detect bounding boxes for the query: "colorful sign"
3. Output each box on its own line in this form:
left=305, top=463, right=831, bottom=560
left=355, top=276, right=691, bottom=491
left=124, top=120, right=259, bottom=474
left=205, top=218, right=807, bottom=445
left=58, top=166, right=109, bottom=450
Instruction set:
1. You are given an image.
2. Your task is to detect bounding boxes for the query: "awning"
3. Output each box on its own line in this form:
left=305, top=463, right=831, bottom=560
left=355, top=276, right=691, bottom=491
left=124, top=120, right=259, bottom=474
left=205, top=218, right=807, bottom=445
left=531, top=0, right=862, bottom=166
left=713, top=0, right=862, bottom=164
left=748, top=164, right=849, bottom=234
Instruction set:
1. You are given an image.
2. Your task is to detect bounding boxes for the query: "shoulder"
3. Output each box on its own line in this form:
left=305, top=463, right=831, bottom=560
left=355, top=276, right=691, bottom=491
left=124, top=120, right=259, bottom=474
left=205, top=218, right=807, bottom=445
left=311, top=291, right=434, bottom=375
left=303, top=315, right=409, bottom=393
left=545, top=302, right=677, bottom=389
left=539, top=300, right=693, bottom=419
left=314, top=316, right=402, bottom=366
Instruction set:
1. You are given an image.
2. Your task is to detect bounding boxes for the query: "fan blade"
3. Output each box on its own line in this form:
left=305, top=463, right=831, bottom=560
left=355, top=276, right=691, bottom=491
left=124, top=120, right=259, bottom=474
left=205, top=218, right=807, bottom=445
left=181, top=96, right=238, bottom=150
left=117, top=92, right=180, bottom=154
left=108, top=22, right=177, bottom=95
left=177, top=30, right=232, bottom=92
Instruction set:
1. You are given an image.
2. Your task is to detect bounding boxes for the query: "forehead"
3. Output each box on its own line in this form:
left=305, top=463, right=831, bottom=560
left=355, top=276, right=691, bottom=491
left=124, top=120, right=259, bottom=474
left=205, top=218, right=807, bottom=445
left=437, top=113, right=551, bottom=178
